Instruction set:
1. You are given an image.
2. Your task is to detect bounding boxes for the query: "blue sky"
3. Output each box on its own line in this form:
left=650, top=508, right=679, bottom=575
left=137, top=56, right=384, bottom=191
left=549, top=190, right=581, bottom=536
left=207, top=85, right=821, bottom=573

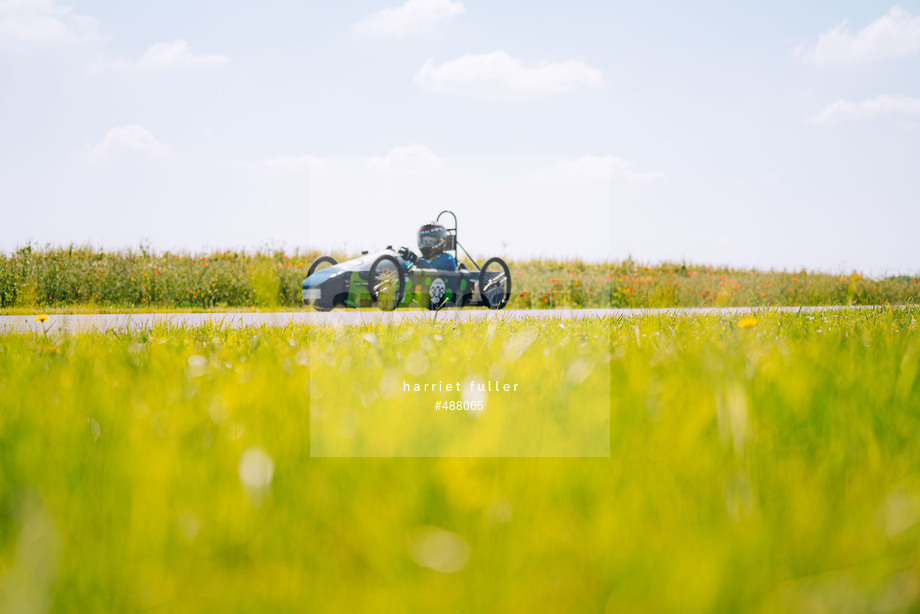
left=1, top=0, right=918, bottom=273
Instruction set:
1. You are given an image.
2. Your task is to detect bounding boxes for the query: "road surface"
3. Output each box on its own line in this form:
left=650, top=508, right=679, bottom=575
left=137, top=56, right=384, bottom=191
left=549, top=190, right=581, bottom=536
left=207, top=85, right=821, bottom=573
left=0, top=305, right=900, bottom=334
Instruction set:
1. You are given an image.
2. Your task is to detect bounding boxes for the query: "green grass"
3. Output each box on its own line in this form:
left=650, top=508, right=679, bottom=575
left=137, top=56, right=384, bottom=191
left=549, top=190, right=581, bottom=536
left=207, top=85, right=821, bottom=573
left=2, top=309, right=920, bottom=612
left=2, top=245, right=918, bottom=311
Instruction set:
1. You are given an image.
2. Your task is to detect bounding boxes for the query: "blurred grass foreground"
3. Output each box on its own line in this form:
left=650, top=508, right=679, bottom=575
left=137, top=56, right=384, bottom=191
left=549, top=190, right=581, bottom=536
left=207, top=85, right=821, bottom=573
left=1, top=244, right=918, bottom=311
left=1, top=309, right=920, bottom=612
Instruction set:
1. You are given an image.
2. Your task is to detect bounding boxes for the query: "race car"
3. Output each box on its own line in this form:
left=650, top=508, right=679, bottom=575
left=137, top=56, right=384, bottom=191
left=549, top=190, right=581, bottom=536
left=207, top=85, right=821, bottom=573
left=302, top=211, right=511, bottom=311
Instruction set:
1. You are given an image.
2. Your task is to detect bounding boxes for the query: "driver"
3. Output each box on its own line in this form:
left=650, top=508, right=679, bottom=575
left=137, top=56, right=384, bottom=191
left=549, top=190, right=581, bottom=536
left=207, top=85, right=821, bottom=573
left=398, top=222, right=457, bottom=271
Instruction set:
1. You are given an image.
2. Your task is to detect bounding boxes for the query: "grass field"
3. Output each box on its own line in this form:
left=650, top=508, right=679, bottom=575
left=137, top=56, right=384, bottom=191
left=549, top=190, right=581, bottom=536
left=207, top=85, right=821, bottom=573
left=2, top=309, right=920, bottom=612
left=1, top=245, right=918, bottom=311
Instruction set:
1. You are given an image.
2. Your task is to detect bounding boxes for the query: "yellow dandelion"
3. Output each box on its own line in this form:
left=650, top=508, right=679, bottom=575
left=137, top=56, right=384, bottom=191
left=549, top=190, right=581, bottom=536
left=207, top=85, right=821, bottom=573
left=738, top=317, right=758, bottom=329
left=35, top=315, right=49, bottom=323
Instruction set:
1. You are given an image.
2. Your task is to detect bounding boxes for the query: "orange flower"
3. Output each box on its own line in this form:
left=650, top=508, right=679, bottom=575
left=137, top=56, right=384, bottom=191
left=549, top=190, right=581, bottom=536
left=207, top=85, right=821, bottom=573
left=203, top=262, right=209, bottom=268
left=155, top=268, right=161, bottom=274
left=201, top=256, right=207, bottom=261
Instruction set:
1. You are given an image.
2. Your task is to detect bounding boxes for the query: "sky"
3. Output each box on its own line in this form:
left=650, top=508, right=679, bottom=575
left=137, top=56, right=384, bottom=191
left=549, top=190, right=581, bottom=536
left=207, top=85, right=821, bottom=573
left=1, top=0, right=918, bottom=274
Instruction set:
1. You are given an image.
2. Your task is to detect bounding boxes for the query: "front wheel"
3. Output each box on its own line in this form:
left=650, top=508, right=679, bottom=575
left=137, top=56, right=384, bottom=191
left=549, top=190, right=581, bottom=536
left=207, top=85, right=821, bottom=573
left=368, top=254, right=405, bottom=311
left=479, top=257, right=511, bottom=309
left=307, top=256, right=337, bottom=277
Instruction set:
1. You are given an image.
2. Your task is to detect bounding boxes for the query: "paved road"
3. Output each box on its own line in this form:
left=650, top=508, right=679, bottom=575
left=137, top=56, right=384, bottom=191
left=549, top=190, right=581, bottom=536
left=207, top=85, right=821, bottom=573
left=0, top=305, right=900, bottom=334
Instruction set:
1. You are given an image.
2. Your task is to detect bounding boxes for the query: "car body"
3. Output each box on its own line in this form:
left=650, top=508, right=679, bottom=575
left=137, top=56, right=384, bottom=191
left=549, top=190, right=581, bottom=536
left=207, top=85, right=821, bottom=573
left=303, top=211, right=512, bottom=311
left=302, top=247, right=510, bottom=311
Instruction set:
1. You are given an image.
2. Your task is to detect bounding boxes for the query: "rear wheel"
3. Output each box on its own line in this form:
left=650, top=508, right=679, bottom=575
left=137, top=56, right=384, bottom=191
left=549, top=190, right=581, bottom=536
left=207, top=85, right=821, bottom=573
left=368, top=254, right=405, bottom=311
left=307, top=256, right=337, bottom=277
left=479, top=257, right=511, bottom=309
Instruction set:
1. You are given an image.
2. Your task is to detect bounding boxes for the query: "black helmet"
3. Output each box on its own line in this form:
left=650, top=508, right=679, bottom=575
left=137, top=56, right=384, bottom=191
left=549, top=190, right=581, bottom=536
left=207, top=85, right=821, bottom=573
left=417, top=222, right=447, bottom=258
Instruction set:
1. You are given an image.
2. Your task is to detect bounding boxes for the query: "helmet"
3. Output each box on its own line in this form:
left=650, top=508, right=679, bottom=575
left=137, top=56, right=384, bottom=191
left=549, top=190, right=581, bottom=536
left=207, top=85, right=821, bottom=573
left=417, top=222, right=447, bottom=259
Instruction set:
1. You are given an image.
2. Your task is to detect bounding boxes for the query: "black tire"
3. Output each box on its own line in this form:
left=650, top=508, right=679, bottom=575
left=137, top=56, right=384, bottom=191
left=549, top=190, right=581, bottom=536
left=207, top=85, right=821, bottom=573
left=368, top=254, right=405, bottom=311
left=307, top=256, right=337, bottom=277
left=479, top=257, right=511, bottom=310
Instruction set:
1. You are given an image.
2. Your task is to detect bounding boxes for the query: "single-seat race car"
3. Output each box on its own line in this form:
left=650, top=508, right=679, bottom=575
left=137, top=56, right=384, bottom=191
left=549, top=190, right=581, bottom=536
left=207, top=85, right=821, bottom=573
left=302, top=211, right=511, bottom=311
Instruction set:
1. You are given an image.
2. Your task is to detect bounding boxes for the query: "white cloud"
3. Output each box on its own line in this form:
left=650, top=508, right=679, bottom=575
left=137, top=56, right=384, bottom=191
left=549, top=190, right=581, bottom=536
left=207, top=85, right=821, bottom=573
left=533, top=156, right=664, bottom=185
left=799, top=6, right=920, bottom=63
left=365, top=144, right=443, bottom=174
left=262, top=155, right=329, bottom=174
left=86, top=125, right=172, bottom=160
left=0, top=0, right=96, bottom=46
left=810, top=94, right=920, bottom=123
left=135, top=39, right=228, bottom=70
left=414, top=51, right=604, bottom=102
left=354, top=0, right=465, bottom=36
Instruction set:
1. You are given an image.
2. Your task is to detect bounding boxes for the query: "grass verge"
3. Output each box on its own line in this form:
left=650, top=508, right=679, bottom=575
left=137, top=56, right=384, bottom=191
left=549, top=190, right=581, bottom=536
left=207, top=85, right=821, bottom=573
left=0, top=309, right=918, bottom=611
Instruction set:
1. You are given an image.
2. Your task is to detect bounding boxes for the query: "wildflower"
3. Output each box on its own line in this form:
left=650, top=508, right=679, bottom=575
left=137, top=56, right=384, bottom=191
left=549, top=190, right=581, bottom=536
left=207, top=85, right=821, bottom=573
left=203, top=262, right=209, bottom=268
left=156, top=268, right=161, bottom=274
left=739, top=317, right=758, bottom=328
left=35, top=315, right=49, bottom=323
left=201, top=256, right=207, bottom=261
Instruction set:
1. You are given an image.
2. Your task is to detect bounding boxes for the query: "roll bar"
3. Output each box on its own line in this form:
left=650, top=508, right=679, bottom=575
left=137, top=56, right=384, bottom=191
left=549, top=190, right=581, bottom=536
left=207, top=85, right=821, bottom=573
left=436, top=210, right=481, bottom=271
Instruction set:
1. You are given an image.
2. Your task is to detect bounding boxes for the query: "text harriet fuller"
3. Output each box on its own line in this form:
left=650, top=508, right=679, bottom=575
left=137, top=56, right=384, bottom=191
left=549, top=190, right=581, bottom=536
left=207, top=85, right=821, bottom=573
left=403, top=380, right=519, bottom=392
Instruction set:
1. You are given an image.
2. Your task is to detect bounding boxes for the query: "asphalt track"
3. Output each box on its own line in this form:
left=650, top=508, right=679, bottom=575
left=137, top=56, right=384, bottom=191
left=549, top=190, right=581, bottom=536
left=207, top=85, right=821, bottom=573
left=0, top=305, right=897, bottom=334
